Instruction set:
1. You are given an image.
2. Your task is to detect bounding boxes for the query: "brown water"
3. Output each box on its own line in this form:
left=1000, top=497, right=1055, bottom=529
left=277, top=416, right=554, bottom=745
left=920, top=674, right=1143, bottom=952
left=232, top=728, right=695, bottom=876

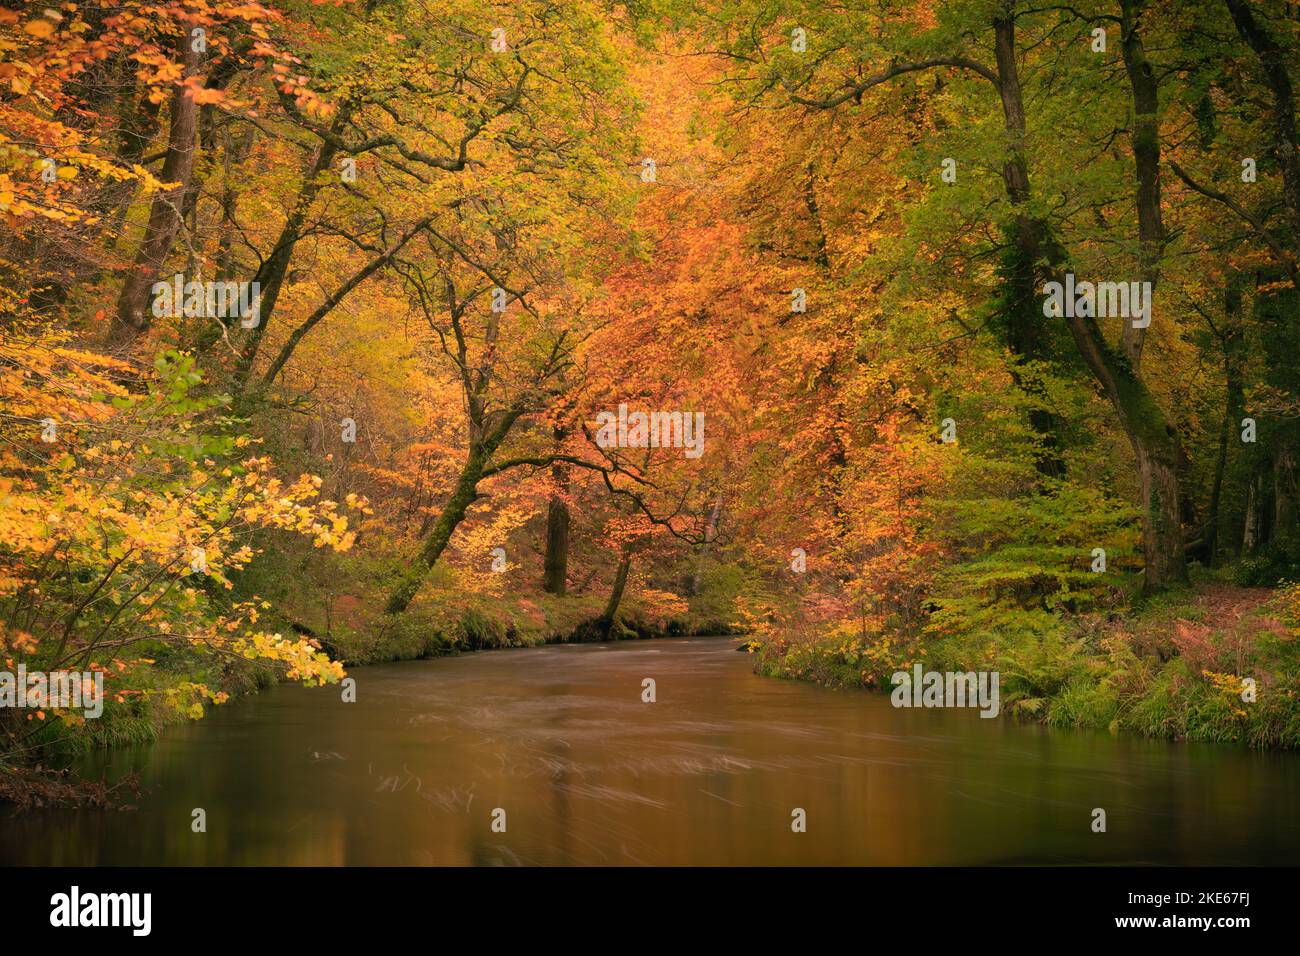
left=2, top=636, right=1298, bottom=865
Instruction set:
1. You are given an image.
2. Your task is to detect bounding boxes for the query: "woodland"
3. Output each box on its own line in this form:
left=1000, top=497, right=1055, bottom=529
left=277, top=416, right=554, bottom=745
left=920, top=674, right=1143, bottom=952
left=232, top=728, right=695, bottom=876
left=4, top=0, right=1300, bottom=804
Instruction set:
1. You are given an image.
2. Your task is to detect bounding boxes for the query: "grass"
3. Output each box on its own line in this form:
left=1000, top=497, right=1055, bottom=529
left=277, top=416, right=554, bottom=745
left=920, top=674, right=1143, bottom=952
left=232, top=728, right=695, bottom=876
left=754, top=578, right=1300, bottom=749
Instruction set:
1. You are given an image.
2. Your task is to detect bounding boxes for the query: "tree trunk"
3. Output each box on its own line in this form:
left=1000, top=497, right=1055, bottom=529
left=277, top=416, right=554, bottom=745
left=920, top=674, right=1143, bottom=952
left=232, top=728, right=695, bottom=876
left=1243, top=471, right=1261, bottom=554
left=108, top=37, right=201, bottom=346
left=596, top=550, right=633, bottom=640
left=1253, top=270, right=1300, bottom=546
left=104, top=88, right=162, bottom=251
left=1060, top=299, right=1188, bottom=588
left=994, top=12, right=1187, bottom=590
left=688, top=490, right=724, bottom=596
left=1225, top=0, right=1300, bottom=243
left=1276, top=445, right=1297, bottom=535
left=1205, top=278, right=1246, bottom=564
left=233, top=112, right=349, bottom=388
left=542, top=429, right=570, bottom=595
left=992, top=15, right=1065, bottom=477
left=1119, top=0, right=1164, bottom=368
left=384, top=409, right=524, bottom=614
left=384, top=453, right=485, bottom=614
left=189, top=127, right=255, bottom=355
left=215, top=127, right=255, bottom=283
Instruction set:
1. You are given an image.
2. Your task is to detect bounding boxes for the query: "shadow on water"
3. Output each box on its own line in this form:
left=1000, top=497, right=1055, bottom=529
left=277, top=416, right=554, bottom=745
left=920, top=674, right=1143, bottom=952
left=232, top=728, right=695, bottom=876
left=2, top=636, right=1298, bottom=865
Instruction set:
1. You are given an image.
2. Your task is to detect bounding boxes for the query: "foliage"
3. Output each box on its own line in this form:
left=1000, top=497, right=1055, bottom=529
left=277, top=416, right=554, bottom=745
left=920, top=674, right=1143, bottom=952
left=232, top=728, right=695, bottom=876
left=1, top=325, right=358, bottom=763
left=4, top=0, right=1300, bottom=783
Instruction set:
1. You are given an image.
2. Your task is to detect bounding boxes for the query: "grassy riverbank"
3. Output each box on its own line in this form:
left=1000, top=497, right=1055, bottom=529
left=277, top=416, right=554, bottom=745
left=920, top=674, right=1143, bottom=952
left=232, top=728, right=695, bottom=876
left=752, top=579, right=1300, bottom=749
left=2, top=574, right=738, bottom=803
left=316, top=590, right=738, bottom=665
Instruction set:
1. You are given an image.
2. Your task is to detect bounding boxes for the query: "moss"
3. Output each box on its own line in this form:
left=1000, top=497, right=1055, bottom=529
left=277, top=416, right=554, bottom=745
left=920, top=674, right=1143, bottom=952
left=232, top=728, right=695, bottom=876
left=319, top=590, right=727, bottom=664
left=754, top=581, right=1300, bottom=749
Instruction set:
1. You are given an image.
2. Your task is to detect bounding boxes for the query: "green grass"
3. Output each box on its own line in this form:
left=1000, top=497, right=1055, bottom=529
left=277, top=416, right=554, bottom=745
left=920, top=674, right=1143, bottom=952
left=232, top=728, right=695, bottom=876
left=754, top=580, right=1300, bottom=749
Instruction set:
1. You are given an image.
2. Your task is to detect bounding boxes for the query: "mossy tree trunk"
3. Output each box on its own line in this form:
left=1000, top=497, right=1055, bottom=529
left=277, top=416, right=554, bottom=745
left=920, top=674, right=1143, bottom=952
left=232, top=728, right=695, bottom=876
left=543, top=427, right=570, bottom=596
left=992, top=15, right=1066, bottom=478
left=994, top=12, right=1187, bottom=590
left=595, top=549, right=633, bottom=640
left=385, top=408, right=523, bottom=615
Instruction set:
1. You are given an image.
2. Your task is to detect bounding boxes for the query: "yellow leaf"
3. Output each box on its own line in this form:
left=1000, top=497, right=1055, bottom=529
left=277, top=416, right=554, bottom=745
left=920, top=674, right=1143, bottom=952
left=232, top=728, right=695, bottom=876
left=23, top=20, right=55, bottom=38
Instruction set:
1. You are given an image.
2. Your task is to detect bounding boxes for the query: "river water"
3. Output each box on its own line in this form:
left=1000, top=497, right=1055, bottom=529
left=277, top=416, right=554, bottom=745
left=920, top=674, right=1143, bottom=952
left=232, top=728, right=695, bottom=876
left=3, top=636, right=1298, bottom=865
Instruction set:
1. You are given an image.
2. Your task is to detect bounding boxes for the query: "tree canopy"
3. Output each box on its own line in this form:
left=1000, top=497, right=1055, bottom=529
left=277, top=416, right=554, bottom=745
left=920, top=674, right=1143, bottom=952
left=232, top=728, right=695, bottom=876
left=4, top=0, right=1300, bottom=766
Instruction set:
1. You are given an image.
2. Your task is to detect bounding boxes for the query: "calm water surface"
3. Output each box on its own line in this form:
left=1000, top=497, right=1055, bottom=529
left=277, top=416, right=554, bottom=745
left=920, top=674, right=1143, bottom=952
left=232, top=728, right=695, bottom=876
left=3, top=636, right=1298, bottom=865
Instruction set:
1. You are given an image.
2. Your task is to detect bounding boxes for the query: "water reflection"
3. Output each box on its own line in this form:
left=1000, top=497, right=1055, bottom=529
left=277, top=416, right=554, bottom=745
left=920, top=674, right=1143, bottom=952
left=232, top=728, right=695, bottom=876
left=2, top=637, right=1298, bottom=865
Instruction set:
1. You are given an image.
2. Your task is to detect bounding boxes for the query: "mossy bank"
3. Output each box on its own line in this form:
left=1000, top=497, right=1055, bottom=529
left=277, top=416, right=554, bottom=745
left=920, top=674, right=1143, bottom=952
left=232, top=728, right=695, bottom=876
left=751, top=581, right=1300, bottom=749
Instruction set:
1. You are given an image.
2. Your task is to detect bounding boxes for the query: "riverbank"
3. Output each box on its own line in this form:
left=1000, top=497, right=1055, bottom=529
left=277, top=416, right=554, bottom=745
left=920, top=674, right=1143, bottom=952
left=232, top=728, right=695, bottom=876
left=8, top=634, right=1300, bottom=865
left=324, top=592, right=741, bottom=666
left=10, top=574, right=1294, bottom=815
left=752, top=581, right=1300, bottom=749
left=0, top=589, right=743, bottom=808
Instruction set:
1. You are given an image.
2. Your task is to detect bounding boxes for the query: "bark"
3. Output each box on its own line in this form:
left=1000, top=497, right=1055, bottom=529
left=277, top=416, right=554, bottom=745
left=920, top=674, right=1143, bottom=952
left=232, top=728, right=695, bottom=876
left=1059, top=292, right=1188, bottom=587
left=993, top=15, right=1066, bottom=477
left=182, top=127, right=255, bottom=356
left=384, top=409, right=523, bottom=614
left=1224, top=0, right=1300, bottom=243
left=216, top=129, right=255, bottom=283
left=257, top=213, right=435, bottom=388
left=542, top=428, right=570, bottom=595
left=1275, top=445, right=1298, bottom=534
left=994, top=12, right=1187, bottom=588
left=1253, top=272, right=1300, bottom=544
left=688, top=491, right=724, bottom=596
left=1205, top=278, right=1247, bottom=563
left=108, top=38, right=202, bottom=346
left=993, top=18, right=1032, bottom=211
left=232, top=111, right=350, bottom=388
left=1244, top=471, right=1261, bottom=553
left=103, top=90, right=162, bottom=251
left=803, top=159, right=831, bottom=269
left=1119, top=0, right=1164, bottom=368
left=596, top=550, right=633, bottom=639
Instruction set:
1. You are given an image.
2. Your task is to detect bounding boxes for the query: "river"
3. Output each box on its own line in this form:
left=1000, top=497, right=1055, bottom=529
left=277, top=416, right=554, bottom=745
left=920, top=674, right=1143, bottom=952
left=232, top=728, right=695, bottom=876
left=3, top=636, right=1298, bottom=865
